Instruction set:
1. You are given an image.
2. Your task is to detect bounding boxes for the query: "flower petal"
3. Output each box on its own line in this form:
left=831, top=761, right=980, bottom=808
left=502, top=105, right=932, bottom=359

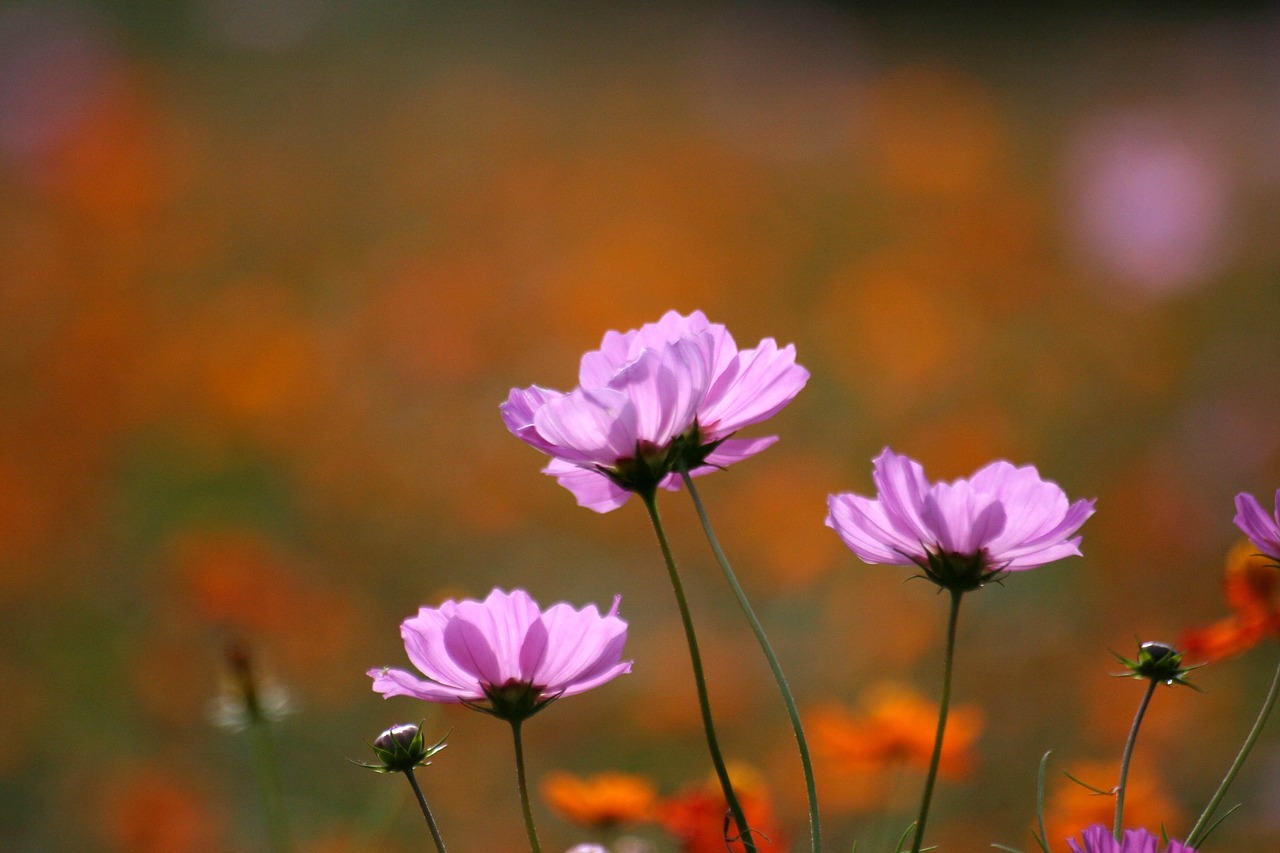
left=533, top=387, right=639, bottom=466
left=401, top=601, right=479, bottom=692
left=700, top=339, right=809, bottom=439
left=611, top=338, right=709, bottom=448
left=826, top=492, right=924, bottom=565
left=1235, top=490, right=1280, bottom=560
left=446, top=589, right=542, bottom=687
left=544, top=458, right=631, bottom=512
left=368, top=666, right=469, bottom=702
left=922, top=481, right=1006, bottom=555
left=870, top=448, right=937, bottom=547
left=527, top=597, right=631, bottom=696
left=501, top=385, right=566, bottom=456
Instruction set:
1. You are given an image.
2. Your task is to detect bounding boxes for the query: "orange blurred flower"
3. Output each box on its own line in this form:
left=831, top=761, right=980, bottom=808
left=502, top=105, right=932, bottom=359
left=99, top=767, right=224, bottom=853
left=541, top=770, right=657, bottom=829
left=655, top=764, right=784, bottom=853
left=809, top=683, right=984, bottom=779
left=170, top=528, right=370, bottom=704
left=1180, top=540, right=1280, bottom=662
left=1042, top=759, right=1180, bottom=847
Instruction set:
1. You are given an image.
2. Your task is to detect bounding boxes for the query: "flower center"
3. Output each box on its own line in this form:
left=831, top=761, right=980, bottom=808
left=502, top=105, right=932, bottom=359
left=482, top=678, right=551, bottom=722
left=920, top=546, right=1002, bottom=593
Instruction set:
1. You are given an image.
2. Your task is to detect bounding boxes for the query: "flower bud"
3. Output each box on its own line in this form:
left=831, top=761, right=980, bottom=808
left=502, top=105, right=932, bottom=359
left=355, top=722, right=447, bottom=773
left=1113, top=641, right=1201, bottom=689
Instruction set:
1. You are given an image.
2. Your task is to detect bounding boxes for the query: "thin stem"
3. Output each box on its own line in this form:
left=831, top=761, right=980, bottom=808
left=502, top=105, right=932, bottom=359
left=909, top=589, right=964, bottom=853
left=404, top=769, right=448, bottom=853
left=641, top=489, right=757, bottom=853
left=1186, top=653, right=1280, bottom=848
left=247, top=717, right=293, bottom=853
left=1114, top=678, right=1159, bottom=840
left=681, top=468, right=823, bottom=853
left=510, top=721, right=543, bottom=853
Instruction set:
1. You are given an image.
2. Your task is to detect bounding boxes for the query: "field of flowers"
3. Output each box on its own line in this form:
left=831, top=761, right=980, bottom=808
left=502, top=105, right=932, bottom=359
left=3, top=2, right=1280, bottom=851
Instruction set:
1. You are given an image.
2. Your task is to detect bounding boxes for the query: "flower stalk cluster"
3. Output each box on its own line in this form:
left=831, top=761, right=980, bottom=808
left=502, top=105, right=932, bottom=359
left=339, top=311, right=1280, bottom=853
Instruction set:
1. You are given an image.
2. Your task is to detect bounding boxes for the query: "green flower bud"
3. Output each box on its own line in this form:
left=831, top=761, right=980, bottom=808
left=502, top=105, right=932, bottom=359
left=354, top=722, right=447, bottom=773
left=1113, top=641, right=1202, bottom=689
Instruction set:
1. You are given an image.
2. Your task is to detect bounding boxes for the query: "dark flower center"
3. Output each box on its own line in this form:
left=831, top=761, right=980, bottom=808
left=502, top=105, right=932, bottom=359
left=918, top=546, right=1004, bottom=593
left=600, top=423, right=725, bottom=496
left=479, top=678, right=554, bottom=722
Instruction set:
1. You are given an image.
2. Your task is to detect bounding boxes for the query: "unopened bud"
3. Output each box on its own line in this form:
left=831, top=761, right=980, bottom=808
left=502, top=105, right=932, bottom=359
left=354, top=722, right=447, bottom=774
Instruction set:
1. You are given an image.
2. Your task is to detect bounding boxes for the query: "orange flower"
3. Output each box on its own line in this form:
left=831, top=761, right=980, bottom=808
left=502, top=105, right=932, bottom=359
left=1042, top=759, right=1180, bottom=846
left=809, top=683, right=984, bottom=778
left=99, top=767, right=224, bottom=853
left=541, top=770, right=656, bottom=829
left=655, top=764, right=784, bottom=853
left=1180, top=540, right=1280, bottom=662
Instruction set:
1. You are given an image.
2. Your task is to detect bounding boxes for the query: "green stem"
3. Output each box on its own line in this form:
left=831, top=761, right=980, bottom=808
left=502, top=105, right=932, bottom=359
left=247, top=717, right=293, bottom=853
left=510, top=721, right=542, bottom=853
left=404, top=769, right=448, bottom=853
left=1186, top=653, right=1280, bottom=848
left=1114, top=678, right=1158, bottom=840
left=681, top=468, right=823, bottom=853
left=641, top=489, right=757, bottom=853
left=909, top=589, right=964, bottom=853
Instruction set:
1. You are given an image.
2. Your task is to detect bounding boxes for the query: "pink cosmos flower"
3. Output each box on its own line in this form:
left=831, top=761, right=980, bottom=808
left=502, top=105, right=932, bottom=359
left=826, top=448, right=1095, bottom=589
left=1067, top=824, right=1194, bottom=853
left=1234, top=489, right=1280, bottom=562
left=369, top=588, right=631, bottom=721
left=502, top=310, right=809, bottom=512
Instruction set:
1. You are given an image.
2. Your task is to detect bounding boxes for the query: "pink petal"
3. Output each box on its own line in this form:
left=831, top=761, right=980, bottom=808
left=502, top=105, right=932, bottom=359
left=368, top=666, right=470, bottom=702
left=1002, top=536, right=1085, bottom=570
left=443, top=615, right=505, bottom=687
left=501, top=385, right=566, bottom=456
left=974, top=462, right=1079, bottom=555
left=446, top=590, right=542, bottom=687
left=701, top=435, right=779, bottom=467
left=700, top=339, right=809, bottom=438
left=870, top=448, right=937, bottom=547
left=826, top=492, right=924, bottom=565
left=923, top=481, right=1006, bottom=554
left=544, top=458, right=631, bottom=512
left=401, top=603, right=478, bottom=691
left=997, top=498, right=1096, bottom=568
left=533, top=387, right=639, bottom=466
left=610, top=339, right=709, bottom=448
left=578, top=310, right=716, bottom=388
left=527, top=599, right=631, bottom=696
left=579, top=327, right=640, bottom=388
left=1235, top=490, right=1280, bottom=558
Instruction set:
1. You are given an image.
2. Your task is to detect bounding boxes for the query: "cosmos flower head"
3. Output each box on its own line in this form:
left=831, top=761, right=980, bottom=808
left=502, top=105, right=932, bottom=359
left=1067, top=824, right=1194, bottom=853
left=826, top=448, right=1095, bottom=591
left=369, top=588, right=631, bottom=722
left=502, top=310, right=809, bottom=511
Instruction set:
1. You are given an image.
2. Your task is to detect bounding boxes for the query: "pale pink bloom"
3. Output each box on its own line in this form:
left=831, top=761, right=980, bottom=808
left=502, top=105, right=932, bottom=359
left=826, top=448, right=1095, bottom=582
left=369, top=589, right=630, bottom=718
left=1067, top=824, right=1194, bottom=853
left=502, top=310, right=808, bottom=511
left=1234, top=489, right=1280, bottom=562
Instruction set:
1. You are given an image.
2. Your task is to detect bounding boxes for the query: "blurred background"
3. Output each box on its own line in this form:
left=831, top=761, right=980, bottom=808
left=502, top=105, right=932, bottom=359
left=4, top=0, right=1280, bottom=850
